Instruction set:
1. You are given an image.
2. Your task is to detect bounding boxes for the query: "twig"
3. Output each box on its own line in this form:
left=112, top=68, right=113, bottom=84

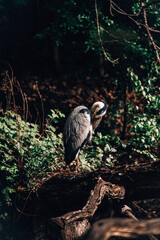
left=109, top=0, right=160, bottom=63
left=110, top=0, right=160, bottom=34
left=133, top=201, right=152, bottom=217
left=36, top=81, right=44, bottom=132
left=95, top=0, right=119, bottom=65
left=122, top=205, right=158, bottom=240
left=142, top=3, right=160, bottom=64
left=15, top=79, right=26, bottom=120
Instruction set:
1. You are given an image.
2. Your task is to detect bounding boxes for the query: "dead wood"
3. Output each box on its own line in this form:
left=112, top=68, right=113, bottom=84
left=38, top=160, right=160, bottom=217
left=50, top=177, right=125, bottom=240
left=33, top=160, right=160, bottom=239
left=121, top=205, right=158, bottom=240
left=87, top=218, right=160, bottom=240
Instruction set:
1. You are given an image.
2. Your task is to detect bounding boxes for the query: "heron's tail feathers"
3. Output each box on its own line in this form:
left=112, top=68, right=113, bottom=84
left=64, top=150, right=79, bottom=166
left=64, top=141, right=79, bottom=165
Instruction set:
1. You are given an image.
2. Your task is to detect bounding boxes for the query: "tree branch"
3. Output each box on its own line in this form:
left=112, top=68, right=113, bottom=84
left=95, top=0, right=119, bottom=65
left=142, top=3, right=160, bottom=64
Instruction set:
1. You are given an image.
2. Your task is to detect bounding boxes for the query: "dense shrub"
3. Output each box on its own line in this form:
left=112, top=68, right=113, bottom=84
left=0, top=109, right=65, bottom=224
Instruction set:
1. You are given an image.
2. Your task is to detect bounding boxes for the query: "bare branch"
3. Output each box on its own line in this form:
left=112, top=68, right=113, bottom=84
left=122, top=205, right=158, bottom=240
left=110, top=0, right=142, bottom=17
left=142, top=3, right=160, bottom=64
left=109, top=0, right=160, bottom=63
left=95, top=0, right=119, bottom=65
left=110, top=0, right=160, bottom=34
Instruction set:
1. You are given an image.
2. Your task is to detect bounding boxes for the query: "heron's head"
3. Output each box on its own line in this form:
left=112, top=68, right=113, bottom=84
left=91, top=101, right=107, bottom=119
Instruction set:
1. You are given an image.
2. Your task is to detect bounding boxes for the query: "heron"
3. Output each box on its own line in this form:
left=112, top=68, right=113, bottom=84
left=63, top=101, right=107, bottom=170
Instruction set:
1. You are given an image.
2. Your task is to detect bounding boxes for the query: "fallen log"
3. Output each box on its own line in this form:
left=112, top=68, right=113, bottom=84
left=87, top=218, right=160, bottom=240
left=38, top=160, right=160, bottom=217
left=32, top=159, right=160, bottom=239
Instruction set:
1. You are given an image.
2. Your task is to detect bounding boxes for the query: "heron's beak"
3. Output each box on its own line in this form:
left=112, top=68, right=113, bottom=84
left=91, top=112, right=96, bottom=120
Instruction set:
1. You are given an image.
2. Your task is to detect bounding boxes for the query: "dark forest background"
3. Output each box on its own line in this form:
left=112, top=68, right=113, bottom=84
left=0, top=0, right=159, bottom=133
left=0, top=0, right=160, bottom=239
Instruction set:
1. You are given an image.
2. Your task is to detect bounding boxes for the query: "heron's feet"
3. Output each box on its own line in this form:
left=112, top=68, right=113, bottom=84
left=66, top=159, right=80, bottom=172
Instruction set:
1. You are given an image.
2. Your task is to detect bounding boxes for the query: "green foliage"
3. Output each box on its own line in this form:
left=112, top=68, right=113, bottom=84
left=125, top=65, right=160, bottom=160
left=1, top=100, right=158, bottom=224
left=0, top=109, right=65, bottom=225
left=79, top=132, right=127, bottom=170
left=129, top=113, right=159, bottom=157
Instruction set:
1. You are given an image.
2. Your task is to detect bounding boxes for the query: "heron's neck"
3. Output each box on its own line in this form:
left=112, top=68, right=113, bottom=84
left=91, top=117, right=102, bottom=131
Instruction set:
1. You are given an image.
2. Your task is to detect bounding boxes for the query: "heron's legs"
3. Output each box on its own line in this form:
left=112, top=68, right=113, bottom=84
left=74, top=150, right=80, bottom=171
left=76, top=154, right=80, bottom=172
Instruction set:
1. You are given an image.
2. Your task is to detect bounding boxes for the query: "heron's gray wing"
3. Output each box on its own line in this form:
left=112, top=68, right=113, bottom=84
left=63, top=106, right=91, bottom=165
